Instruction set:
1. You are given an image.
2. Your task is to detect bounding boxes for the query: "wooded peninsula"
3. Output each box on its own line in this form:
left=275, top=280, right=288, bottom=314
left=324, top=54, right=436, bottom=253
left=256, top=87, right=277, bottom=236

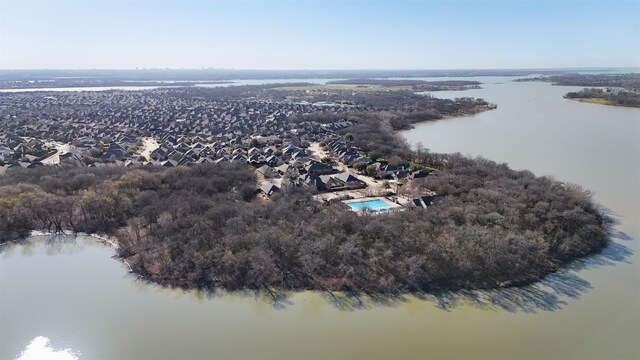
left=564, top=88, right=640, bottom=108
left=0, top=84, right=609, bottom=296
left=326, top=79, right=482, bottom=91
left=517, top=73, right=640, bottom=108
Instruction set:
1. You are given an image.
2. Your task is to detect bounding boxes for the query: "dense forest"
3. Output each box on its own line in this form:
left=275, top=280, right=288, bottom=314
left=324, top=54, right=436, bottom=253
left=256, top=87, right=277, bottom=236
left=0, top=118, right=609, bottom=295
left=517, top=73, right=640, bottom=91
left=564, top=88, right=640, bottom=108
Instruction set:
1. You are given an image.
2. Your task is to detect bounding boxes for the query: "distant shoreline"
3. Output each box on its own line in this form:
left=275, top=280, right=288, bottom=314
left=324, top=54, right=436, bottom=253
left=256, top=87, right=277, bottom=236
left=565, top=96, right=640, bottom=108
left=0, top=81, right=231, bottom=91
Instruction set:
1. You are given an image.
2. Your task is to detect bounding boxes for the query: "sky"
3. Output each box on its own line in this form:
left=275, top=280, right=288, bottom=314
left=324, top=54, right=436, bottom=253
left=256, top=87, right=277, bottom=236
left=0, top=0, right=638, bottom=70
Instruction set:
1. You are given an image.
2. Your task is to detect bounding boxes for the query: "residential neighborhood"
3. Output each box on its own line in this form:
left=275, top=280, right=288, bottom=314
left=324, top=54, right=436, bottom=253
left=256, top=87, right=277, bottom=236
left=0, top=87, right=440, bottom=212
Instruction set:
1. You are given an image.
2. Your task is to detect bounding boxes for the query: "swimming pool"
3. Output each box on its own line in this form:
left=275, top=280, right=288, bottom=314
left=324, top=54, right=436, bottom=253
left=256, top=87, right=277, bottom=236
left=344, top=198, right=396, bottom=212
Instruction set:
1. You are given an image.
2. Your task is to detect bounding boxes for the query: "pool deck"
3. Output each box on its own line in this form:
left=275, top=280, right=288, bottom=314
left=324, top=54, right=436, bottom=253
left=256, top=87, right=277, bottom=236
left=342, top=196, right=404, bottom=213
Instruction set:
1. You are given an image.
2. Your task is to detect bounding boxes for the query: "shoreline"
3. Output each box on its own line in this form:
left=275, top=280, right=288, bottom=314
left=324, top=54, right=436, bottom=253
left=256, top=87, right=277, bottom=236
left=29, top=230, right=121, bottom=249
left=0, top=81, right=232, bottom=92
left=393, top=104, right=496, bottom=132
left=565, top=97, right=640, bottom=108
left=25, top=230, right=133, bottom=272
left=5, top=226, right=609, bottom=298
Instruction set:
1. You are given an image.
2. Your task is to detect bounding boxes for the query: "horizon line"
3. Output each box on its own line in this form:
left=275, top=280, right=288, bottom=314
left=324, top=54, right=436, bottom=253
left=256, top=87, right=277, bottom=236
left=2, top=66, right=639, bottom=72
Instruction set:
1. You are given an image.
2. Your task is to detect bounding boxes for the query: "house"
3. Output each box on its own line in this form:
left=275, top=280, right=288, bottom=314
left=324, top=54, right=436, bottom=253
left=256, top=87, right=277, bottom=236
left=197, top=157, right=214, bottom=164
left=281, top=177, right=302, bottom=190
left=408, top=169, right=430, bottom=180
left=259, top=182, right=280, bottom=196
left=291, top=151, right=310, bottom=161
left=74, top=137, right=100, bottom=148
left=216, top=149, right=230, bottom=158
left=176, top=142, right=190, bottom=152
left=319, top=174, right=346, bottom=191
left=412, top=195, right=444, bottom=208
left=305, top=161, right=333, bottom=175
left=256, top=165, right=278, bottom=178
left=124, top=159, right=142, bottom=168
left=101, top=143, right=126, bottom=161
left=303, top=174, right=325, bottom=191
left=265, top=155, right=280, bottom=166
left=5, top=161, right=42, bottom=170
left=166, top=150, right=184, bottom=161
left=150, top=147, right=167, bottom=161
left=274, top=164, right=299, bottom=177
left=5, top=162, right=26, bottom=171
left=0, top=146, right=12, bottom=161
left=309, top=172, right=366, bottom=192
left=351, top=156, right=372, bottom=167
left=13, top=144, right=29, bottom=157
left=192, top=136, right=206, bottom=144
left=393, top=170, right=412, bottom=180
left=183, top=148, right=199, bottom=159
left=162, top=159, right=177, bottom=167
left=231, top=154, right=247, bottom=162
left=232, top=148, right=247, bottom=156
left=247, top=147, right=261, bottom=156
left=282, top=144, right=301, bottom=156
left=371, top=162, right=404, bottom=179
left=163, top=135, right=176, bottom=144
left=59, top=152, right=85, bottom=167
left=198, top=148, right=213, bottom=159
left=26, top=161, right=44, bottom=169
left=332, top=172, right=366, bottom=189
left=178, top=156, right=195, bottom=166
left=247, top=154, right=265, bottom=165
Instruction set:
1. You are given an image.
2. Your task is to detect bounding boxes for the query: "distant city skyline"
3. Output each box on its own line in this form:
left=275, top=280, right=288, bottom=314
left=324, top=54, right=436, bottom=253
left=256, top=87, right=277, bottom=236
left=1, top=0, right=639, bottom=70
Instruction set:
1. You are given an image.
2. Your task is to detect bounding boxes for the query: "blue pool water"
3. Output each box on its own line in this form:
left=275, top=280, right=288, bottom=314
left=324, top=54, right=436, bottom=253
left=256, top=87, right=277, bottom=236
left=346, top=198, right=394, bottom=212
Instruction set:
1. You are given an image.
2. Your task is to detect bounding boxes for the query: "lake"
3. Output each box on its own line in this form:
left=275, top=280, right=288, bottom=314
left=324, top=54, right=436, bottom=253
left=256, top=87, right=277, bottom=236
left=1, top=78, right=639, bottom=359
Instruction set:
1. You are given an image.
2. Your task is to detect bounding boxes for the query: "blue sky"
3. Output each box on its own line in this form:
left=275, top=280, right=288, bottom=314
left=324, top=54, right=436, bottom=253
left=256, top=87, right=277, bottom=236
left=1, top=0, right=638, bottom=69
